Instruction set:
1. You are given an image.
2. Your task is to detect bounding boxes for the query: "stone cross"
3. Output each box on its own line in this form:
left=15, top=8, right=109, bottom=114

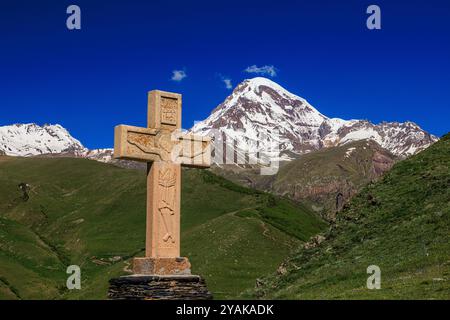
left=114, top=90, right=211, bottom=275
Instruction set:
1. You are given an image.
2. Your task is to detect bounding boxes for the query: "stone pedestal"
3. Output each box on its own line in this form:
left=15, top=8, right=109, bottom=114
left=133, top=257, right=191, bottom=275
left=108, top=275, right=213, bottom=300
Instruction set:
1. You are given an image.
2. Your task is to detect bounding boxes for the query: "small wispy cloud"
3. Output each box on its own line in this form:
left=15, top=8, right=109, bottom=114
left=222, top=78, right=233, bottom=89
left=244, top=65, right=277, bottom=77
left=216, top=73, right=233, bottom=90
left=171, top=69, right=187, bottom=82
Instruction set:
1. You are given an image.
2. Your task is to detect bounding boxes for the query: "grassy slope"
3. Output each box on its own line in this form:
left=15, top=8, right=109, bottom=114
left=0, top=157, right=325, bottom=300
left=251, top=134, right=450, bottom=299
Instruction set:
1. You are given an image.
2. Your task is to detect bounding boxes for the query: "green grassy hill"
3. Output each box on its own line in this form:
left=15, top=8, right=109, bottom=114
left=0, top=156, right=326, bottom=300
left=251, top=134, right=450, bottom=299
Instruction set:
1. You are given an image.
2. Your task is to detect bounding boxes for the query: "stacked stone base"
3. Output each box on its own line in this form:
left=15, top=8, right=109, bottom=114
left=132, top=257, right=191, bottom=275
left=108, top=275, right=213, bottom=300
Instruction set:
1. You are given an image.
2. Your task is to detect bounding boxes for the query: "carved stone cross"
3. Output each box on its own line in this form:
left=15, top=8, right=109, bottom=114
left=114, top=90, right=211, bottom=275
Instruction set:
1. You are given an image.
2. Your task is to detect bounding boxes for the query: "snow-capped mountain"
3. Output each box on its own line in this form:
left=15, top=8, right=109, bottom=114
left=191, top=77, right=438, bottom=158
left=83, top=148, right=114, bottom=163
left=0, top=123, right=116, bottom=162
left=0, top=123, right=87, bottom=156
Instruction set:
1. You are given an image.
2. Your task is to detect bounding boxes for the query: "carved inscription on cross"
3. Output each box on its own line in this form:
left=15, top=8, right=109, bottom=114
left=114, top=90, right=211, bottom=275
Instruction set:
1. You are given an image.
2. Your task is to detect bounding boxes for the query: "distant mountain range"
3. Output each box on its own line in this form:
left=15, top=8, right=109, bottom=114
left=0, top=77, right=438, bottom=161
left=192, top=77, right=438, bottom=158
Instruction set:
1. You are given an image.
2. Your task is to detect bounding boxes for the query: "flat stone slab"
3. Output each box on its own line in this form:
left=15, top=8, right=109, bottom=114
left=132, top=257, right=191, bottom=275
left=108, top=275, right=213, bottom=300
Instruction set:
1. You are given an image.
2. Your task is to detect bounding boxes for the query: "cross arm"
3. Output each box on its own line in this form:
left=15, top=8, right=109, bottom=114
left=114, top=125, right=162, bottom=162
left=173, top=133, right=211, bottom=168
left=114, top=125, right=212, bottom=167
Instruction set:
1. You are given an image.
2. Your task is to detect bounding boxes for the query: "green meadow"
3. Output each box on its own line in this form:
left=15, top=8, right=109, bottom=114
left=0, top=156, right=325, bottom=299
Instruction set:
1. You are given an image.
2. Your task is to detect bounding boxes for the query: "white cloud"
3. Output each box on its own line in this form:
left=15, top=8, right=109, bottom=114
left=217, top=73, right=233, bottom=90
left=222, top=78, right=233, bottom=89
left=171, top=69, right=187, bottom=82
left=244, top=65, right=277, bottom=77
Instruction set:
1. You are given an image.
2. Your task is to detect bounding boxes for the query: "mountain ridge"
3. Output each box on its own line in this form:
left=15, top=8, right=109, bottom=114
left=0, top=123, right=86, bottom=156
left=192, top=77, right=438, bottom=158
left=0, top=123, right=115, bottom=162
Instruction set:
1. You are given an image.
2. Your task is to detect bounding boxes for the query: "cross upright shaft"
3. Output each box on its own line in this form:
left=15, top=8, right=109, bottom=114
left=114, top=90, right=210, bottom=274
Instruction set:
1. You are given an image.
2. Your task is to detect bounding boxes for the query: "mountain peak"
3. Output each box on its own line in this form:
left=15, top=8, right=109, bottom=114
left=242, top=77, right=292, bottom=92
left=232, top=77, right=309, bottom=106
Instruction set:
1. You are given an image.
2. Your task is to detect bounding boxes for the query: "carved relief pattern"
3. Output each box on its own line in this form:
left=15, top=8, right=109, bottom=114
left=127, top=130, right=176, bottom=162
left=127, top=131, right=159, bottom=158
left=126, top=130, right=210, bottom=165
left=160, top=97, right=178, bottom=126
left=158, top=166, right=177, bottom=245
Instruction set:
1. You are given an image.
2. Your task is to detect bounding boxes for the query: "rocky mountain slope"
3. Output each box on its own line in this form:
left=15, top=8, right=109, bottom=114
left=192, top=77, right=437, bottom=158
left=250, top=133, right=450, bottom=299
left=213, top=140, right=396, bottom=220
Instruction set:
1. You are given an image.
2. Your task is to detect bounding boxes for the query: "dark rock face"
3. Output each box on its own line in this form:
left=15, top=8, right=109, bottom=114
left=372, top=150, right=395, bottom=176
left=108, top=275, right=213, bottom=300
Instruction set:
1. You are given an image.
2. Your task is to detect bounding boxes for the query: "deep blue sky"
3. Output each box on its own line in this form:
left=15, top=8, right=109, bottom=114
left=1, top=0, right=449, bottom=148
